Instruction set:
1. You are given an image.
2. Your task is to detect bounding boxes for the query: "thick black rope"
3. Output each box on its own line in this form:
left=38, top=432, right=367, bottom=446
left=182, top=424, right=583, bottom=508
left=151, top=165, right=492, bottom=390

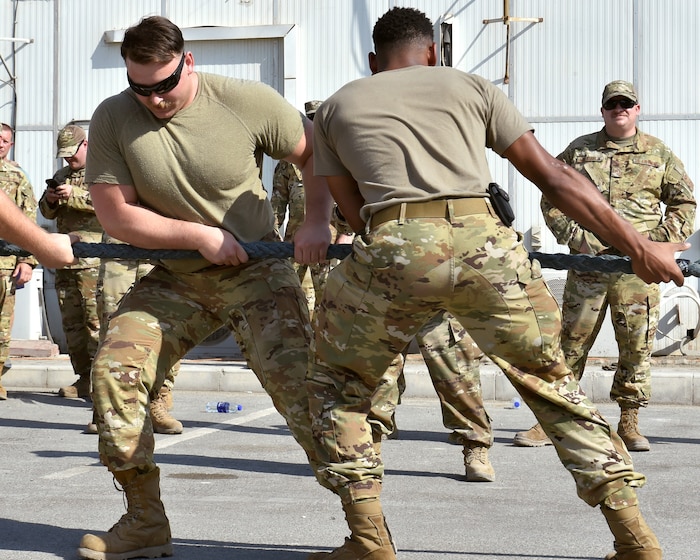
left=0, top=239, right=697, bottom=277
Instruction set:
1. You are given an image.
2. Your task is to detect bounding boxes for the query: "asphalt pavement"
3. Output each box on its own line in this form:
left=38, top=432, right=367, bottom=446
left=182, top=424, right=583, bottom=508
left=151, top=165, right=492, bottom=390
left=0, top=378, right=698, bottom=560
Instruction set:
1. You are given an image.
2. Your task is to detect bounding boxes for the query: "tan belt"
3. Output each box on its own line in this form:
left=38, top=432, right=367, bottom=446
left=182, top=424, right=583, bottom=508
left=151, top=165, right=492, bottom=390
left=370, top=198, right=489, bottom=228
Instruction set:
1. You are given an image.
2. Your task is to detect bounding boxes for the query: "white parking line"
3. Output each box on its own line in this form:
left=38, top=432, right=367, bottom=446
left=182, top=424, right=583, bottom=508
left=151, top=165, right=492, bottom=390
left=44, top=465, right=100, bottom=480
left=42, top=407, right=277, bottom=480
left=154, top=407, right=277, bottom=450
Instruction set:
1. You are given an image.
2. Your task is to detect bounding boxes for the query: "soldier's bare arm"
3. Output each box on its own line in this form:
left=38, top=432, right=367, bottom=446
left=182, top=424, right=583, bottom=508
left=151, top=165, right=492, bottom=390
left=326, top=175, right=366, bottom=234
left=503, top=131, right=689, bottom=286
left=284, top=117, right=333, bottom=264
left=0, top=191, right=76, bottom=268
left=90, top=182, right=249, bottom=266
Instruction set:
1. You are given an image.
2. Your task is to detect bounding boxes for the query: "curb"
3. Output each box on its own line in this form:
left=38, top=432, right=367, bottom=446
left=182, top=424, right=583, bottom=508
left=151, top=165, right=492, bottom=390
left=2, top=355, right=698, bottom=406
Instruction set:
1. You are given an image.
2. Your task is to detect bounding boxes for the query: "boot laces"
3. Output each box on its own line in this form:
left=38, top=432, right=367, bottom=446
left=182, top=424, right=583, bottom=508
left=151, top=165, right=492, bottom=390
left=150, top=396, right=169, bottom=422
left=110, top=475, right=144, bottom=530
left=620, top=409, right=641, bottom=435
left=465, top=445, right=488, bottom=465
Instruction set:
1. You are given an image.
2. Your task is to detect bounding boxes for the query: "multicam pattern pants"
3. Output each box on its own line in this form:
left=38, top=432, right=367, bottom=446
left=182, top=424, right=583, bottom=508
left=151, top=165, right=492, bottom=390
left=293, top=261, right=331, bottom=320
left=92, top=257, right=315, bottom=474
left=55, top=267, right=101, bottom=378
left=308, top=202, right=643, bottom=507
left=96, top=258, right=179, bottom=390
left=561, top=270, right=660, bottom=408
left=0, top=272, right=17, bottom=369
left=371, top=310, right=492, bottom=447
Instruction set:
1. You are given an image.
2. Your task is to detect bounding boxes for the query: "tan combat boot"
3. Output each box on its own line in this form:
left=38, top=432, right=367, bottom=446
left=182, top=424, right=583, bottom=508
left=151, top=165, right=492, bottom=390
left=617, top=407, right=650, bottom=452
left=78, top=467, right=173, bottom=560
left=85, top=408, right=98, bottom=435
left=513, top=422, right=553, bottom=447
left=149, top=387, right=183, bottom=435
left=601, top=504, right=662, bottom=559
left=308, top=499, right=396, bottom=560
left=59, top=374, right=91, bottom=398
left=463, top=443, right=495, bottom=482
left=0, top=360, right=8, bottom=399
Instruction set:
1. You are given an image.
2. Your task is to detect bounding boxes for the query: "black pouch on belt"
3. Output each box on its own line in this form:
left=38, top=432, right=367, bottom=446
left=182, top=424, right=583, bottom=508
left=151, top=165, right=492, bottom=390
left=487, top=182, right=515, bottom=227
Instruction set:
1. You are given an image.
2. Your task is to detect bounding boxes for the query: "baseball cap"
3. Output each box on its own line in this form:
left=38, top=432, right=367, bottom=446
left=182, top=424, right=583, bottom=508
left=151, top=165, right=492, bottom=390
left=56, top=124, right=86, bottom=158
left=304, top=100, right=323, bottom=119
left=601, top=81, right=638, bottom=106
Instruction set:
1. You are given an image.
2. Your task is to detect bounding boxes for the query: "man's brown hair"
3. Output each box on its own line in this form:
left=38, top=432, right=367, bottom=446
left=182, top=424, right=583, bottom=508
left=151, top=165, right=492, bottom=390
left=121, top=15, right=184, bottom=63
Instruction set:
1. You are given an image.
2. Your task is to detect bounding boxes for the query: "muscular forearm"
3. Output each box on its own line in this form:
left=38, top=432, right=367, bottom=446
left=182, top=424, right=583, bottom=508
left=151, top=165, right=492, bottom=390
left=0, top=196, right=39, bottom=245
left=299, top=157, right=334, bottom=228
left=543, top=171, right=648, bottom=260
left=96, top=201, right=210, bottom=250
left=541, top=194, right=610, bottom=254
left=506, top=133, right=649, bottom=260
left=0, top=193, right=75, bottom=268
left=91, top=183, right=215, bottom=251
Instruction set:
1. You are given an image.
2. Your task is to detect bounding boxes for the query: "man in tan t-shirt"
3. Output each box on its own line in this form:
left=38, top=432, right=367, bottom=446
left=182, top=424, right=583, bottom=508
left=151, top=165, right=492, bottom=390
left=305, top=7, right=685, bottom=560
left=78, top=15, right=333, bottom=560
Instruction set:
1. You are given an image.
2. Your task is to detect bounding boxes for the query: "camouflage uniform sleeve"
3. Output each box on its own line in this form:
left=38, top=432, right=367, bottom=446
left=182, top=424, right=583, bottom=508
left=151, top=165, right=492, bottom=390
left=647, top=156, right=696, bottom=243
left=271, top=161, right=291, bottom=231
left=540, top=147, right=609, bottom=254
left=65, top=184, right=96, bottom=214
left=39, top=188, right=59, bottom=220
left=16, top=176, right=39, bottom=268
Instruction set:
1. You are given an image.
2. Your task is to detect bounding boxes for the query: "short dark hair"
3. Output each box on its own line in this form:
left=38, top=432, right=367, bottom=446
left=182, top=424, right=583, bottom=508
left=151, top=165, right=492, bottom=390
left=372, top=7, right=434, bottom=53
left=121, top=15, right=184, bottom=63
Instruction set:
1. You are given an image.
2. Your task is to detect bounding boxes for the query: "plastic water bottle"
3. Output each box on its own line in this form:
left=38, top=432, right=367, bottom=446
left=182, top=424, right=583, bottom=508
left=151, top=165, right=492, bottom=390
left=510, top=397, right=522, bottom=410
left=205, top=402, right=242, bottom=413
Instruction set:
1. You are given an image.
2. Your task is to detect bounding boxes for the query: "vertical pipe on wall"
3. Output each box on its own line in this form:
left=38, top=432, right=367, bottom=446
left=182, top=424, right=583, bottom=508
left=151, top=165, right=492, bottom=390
left=632, top=0, right=640, bottom=89
left=52, top=0, right=60, bottom=166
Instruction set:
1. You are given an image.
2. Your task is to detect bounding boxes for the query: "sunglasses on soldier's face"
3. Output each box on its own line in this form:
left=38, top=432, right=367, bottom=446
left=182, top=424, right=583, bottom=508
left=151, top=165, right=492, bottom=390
left=603, top=98, right=637, bottom=111
left=127, top=53, right=185, bottom=97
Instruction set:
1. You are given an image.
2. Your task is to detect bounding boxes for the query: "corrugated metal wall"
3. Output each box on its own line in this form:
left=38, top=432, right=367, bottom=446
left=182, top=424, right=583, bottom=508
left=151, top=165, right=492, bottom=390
left=1, top=0, right=698, bottom=354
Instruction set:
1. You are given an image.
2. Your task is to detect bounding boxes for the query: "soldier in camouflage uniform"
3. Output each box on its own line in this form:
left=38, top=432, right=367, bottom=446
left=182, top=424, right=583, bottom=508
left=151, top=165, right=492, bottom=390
left=0, top=124, right=38, bottom=400
left=514, top=81, right=696, bottom=452
left=77, top=16, right=333, bottom=560
left=0, top=122, right=20, bottom=167
left=39, top=125, right=102, bottom=400
left=306, top=8, right=685, bottom=560
left=0, top=123, right=75, bottom=270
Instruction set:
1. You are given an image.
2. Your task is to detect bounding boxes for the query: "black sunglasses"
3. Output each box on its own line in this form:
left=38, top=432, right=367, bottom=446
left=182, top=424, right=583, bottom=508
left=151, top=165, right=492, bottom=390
left=128, top=53, right=185, bottom=97
left=603, top=98, right=637, bottom=111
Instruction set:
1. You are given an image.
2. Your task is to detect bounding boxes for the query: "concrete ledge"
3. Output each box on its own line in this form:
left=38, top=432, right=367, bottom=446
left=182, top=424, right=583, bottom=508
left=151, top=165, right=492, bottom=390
left=9, top=339, right=59, bottom=357
left=2, top=355, right=698, bottom=405
left=400, top=358, right=700, bottom=406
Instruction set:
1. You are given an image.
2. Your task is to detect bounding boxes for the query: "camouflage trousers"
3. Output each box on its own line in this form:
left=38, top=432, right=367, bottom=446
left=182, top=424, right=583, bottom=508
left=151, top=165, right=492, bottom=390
left=371, top=310, right=492, bottom=447
left=55, top=267, right=101, bottom=378
left=92, top=257, right=315, bottom=474
left=0, top=271, right=17, bottom=369
left=97, top=258, right=179, bottom=390
left=292, top=260, right=331, bottom=319
left=561, top=270, right=660, bottom=408
left=308, top=203, right=643, bottom=507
